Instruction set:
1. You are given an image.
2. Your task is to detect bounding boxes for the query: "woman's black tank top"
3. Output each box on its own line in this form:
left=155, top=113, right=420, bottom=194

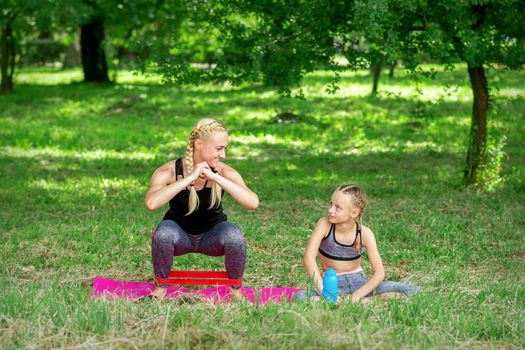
left=162, top=158, right=227, bottom=235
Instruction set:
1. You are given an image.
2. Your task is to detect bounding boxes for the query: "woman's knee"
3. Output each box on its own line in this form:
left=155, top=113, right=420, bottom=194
left=153, top=221, right=183, bottom=245
left=217, top=222, right=246, bottom=246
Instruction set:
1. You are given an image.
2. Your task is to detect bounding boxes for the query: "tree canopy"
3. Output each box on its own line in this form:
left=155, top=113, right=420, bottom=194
left=2, top=0, right=524, bottom=185
left=143, top=0, right=525, bottom=185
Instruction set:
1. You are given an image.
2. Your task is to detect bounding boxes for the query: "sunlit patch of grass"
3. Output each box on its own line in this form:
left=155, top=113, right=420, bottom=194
left=14, top=68, right=83, bottom=85
left=2, top=146, right=156, bottom=161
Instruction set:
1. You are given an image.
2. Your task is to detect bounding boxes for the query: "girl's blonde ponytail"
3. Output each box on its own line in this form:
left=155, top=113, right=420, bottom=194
left=337, top=184, right=368, bottom=251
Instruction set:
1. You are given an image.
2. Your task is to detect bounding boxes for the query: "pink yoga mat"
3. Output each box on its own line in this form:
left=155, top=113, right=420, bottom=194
left=91, top=277, right=301, bottom=304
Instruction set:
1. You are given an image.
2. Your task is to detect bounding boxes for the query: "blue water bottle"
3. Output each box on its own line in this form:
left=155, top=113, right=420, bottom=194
left=322, top=268, right=338, bottom=304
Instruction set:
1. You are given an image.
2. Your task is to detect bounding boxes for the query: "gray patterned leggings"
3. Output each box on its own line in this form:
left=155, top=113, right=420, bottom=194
left=152, top=220, right=246, bottom=288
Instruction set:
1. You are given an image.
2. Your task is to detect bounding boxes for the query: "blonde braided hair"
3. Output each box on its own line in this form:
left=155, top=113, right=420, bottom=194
left=184, top=118, right=227, bottom=216
left=337, top=184, right=368, bottom=250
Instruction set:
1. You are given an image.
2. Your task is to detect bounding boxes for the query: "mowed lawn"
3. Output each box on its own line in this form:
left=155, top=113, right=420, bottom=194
left=0, top=65, right=524, bottom=349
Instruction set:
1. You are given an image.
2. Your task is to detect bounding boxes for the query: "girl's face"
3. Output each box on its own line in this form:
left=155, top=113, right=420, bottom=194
left=195, top=131, right=228, bottom=167
left=328, top=191, right=359, bottom=224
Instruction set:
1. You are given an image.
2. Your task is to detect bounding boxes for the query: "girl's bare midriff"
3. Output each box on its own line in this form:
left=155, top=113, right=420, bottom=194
left=320, top=255, right=362, bottom=274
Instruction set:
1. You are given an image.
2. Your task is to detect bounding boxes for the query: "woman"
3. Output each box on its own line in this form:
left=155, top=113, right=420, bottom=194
left=145, top=118, right=259, bottom=298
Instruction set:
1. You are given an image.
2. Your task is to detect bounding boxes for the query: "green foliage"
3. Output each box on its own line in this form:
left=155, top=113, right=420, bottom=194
left=403, top=0, right=525, bottom=68
left=53, top=0, right=172, bottom=72
left=0, top=1, right=57, bottom=58
left=145, top=0, right=338, bottom=88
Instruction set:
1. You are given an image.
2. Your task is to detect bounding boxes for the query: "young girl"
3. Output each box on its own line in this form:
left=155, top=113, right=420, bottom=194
left=145, top=118, right=259, bottom=298
left=299, top=184, right=420, bottom=303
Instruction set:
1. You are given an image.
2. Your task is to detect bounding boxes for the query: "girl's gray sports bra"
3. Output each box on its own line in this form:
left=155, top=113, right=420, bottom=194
left=318, top=222, right=363, bottom=261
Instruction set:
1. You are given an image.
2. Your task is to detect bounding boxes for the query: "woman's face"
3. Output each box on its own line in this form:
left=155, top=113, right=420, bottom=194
left=327, top=191, right=358, bottom=224
left=196, top=131, right=228, bottom=167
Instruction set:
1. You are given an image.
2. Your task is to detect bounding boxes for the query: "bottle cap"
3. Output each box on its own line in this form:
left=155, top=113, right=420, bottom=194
left=325, top=268, right=336, bottom=276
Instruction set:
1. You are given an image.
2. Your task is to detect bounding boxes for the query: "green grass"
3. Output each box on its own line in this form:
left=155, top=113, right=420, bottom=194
left=0, top=64, right=524, bottom=349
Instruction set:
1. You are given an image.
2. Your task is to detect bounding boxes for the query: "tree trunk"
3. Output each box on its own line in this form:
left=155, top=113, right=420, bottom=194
left=9, top=29, right=15, bottom=83
left=80, top=16, right=109, bottom=82
left=370, top=56, right=383, bottom=96
left=1, top=23, right=15, bottom=94
left=388, top=61, right=396, bottom=78
left=464, top=65, right=489, bottom=185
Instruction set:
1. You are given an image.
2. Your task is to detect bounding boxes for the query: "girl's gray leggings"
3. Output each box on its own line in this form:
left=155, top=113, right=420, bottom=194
left=152, top=220, right=246, bottom=288
left=295, top=270, right=421, bottom=300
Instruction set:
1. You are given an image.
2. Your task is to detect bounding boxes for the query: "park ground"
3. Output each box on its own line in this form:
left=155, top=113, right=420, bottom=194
left=0, top=65, right=524, bottom=349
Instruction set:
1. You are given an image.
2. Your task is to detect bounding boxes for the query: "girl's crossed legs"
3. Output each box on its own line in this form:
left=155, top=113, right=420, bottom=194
left=338, top=270, right=420, bottom=302
left=295, top=270, right=420, bottom=302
